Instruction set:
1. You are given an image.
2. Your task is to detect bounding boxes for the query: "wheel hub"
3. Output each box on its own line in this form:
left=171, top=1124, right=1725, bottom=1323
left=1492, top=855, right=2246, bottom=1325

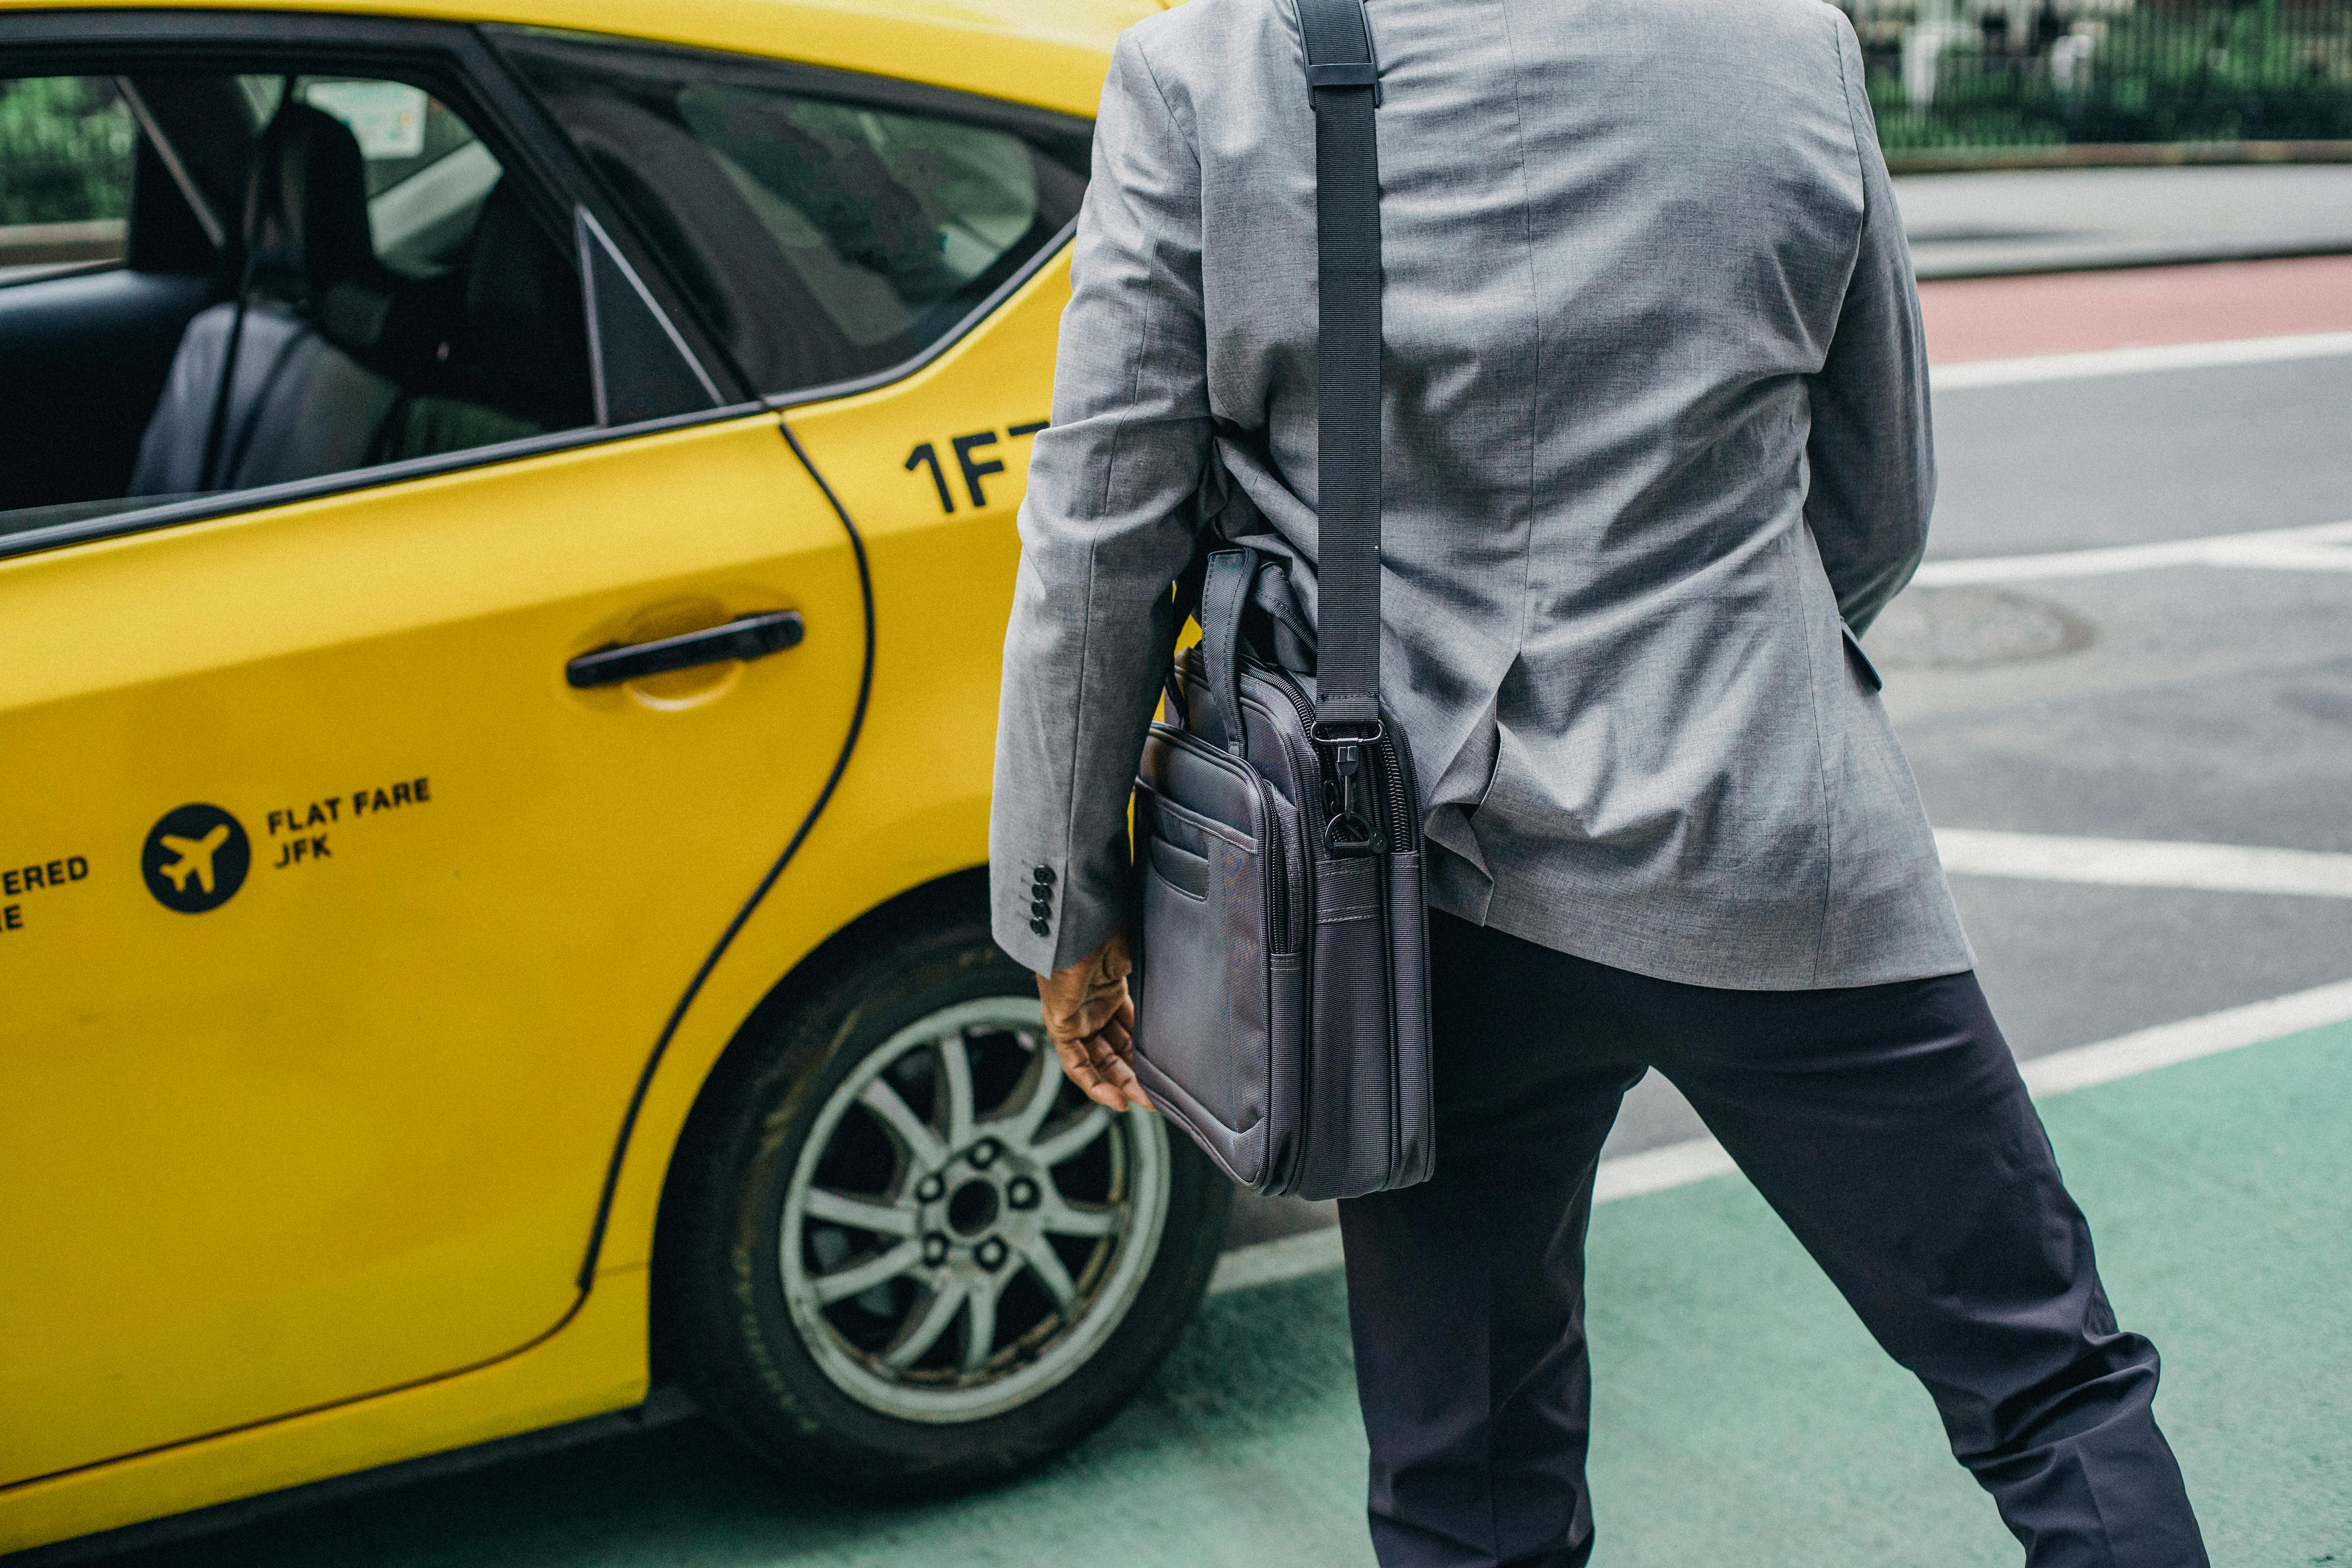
left=777, top=996, right=1172, bottom=1423
left=945, top=1177, right=1000, bottom=1236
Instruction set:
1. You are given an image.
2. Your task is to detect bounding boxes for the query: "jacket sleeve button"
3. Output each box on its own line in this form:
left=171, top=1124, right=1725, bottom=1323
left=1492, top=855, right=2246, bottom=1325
left=1029, top=918, right=1051, bottom=936
left=1031, top=898, right=1051, bottom=918
left=1032, top=865, right=1056, bottom=885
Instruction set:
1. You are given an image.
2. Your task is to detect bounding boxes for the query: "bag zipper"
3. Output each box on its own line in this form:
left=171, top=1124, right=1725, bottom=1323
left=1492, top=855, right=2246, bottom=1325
left=1262, top=801, right=1292, bottom=953
left=1243, top=659, right=1355, bottom=837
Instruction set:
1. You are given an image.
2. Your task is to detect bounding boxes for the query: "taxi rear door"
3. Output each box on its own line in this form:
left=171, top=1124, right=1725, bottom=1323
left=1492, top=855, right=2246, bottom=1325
left=0, top=22, right=865, bottom=1484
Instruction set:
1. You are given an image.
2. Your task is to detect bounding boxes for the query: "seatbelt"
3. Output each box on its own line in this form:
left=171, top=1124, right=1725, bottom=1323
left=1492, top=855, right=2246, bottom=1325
left=196, top=242, right=255, bottom=492
left=199, top=81, right=294, bottom=492
left=1296, top=0, right=1383, bottom=737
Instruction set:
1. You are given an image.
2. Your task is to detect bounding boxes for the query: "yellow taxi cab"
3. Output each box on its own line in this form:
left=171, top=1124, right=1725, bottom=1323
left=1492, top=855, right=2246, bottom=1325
left=0, top=0, right=1234, bottom=1554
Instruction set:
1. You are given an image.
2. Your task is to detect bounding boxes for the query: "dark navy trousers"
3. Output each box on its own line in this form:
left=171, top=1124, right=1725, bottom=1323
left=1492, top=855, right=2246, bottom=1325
left=1337, top=912, right=2207, bottom=1568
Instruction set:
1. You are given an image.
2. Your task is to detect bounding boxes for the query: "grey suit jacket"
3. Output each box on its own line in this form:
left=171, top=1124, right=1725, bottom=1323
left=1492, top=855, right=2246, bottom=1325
left=991, top=0, right=1974, bottom=990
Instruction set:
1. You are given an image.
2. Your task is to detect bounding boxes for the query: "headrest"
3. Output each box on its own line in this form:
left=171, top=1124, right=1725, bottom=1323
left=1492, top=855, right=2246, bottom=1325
left=459, top=181, right=590, bottom=419
left=244, top=103, right=379, bottom=308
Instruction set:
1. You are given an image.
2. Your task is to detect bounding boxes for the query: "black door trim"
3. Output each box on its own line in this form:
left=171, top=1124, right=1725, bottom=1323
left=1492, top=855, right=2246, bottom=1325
left=0, top=402, right=772, bottom=562
left=570, top=419, right=877, bottom=1290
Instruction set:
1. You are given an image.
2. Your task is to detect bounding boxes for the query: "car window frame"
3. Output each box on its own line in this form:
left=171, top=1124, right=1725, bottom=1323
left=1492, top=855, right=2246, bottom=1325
left=482, top=26, right=1092, bottom=412
left=0, top=9, right=759, bottom=565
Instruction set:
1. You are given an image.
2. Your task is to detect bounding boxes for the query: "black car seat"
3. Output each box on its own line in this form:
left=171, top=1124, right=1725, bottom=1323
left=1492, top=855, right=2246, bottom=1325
left=376, top=180, right=593, bottom=462
left=128, top=104, right=421, bottom=496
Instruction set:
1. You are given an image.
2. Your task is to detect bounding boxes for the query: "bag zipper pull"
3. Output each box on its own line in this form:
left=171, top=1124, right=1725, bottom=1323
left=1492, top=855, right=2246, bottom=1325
left=1325, top=742, right=1386, bottom=856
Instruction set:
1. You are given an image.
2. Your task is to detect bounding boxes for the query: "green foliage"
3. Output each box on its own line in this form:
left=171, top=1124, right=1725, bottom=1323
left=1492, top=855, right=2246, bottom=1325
left=1866, top=0, right=2352, bottom=151
left=0, top=76, right=134, bottom=227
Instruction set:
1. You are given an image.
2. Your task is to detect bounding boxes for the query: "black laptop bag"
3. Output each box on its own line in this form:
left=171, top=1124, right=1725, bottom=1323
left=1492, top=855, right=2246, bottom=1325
left=1127, top=0, right=1436, bottom=1201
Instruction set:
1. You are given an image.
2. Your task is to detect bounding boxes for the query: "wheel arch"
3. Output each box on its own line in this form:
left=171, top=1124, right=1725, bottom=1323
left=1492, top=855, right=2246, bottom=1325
left=643, top=867, right=993, bottom=1366
left=588, top=860, right=993, bottom=1369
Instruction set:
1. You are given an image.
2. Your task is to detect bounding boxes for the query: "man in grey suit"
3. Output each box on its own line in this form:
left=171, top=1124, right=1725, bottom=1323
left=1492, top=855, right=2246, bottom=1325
left=991, top=0, right=2207, bottom=1561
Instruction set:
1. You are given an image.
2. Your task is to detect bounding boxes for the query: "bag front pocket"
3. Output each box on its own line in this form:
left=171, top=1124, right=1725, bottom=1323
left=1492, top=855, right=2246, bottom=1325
left=1135, top=818, right=1270, bottom=1136
left=1132, top=766, right=1276, bottom=1134
left=1147, top=834, right=1210, bottom=900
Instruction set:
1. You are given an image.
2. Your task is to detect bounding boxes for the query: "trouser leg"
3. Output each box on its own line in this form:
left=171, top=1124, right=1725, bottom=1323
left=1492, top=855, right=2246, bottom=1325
left=1621, top=967, right=2206, bottom=1568
left=1339, top=913, right=1642, bottom=1568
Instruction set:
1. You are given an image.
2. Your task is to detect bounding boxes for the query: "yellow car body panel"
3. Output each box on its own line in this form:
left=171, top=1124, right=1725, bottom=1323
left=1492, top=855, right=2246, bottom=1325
left=0, top=0, right=1108, bottom=1551
left=0, top=416, right=866, bottom=1532
left=6, top=0, right=1156, bottom=118
left=0, top=1269, right=652, bottom=1552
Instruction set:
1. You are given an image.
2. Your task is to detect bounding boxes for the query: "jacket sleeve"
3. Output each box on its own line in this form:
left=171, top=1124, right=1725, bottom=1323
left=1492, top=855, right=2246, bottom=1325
left=989, top=29, right=1210, bottom=975
left=1804, top=10, right=1935, bottom=637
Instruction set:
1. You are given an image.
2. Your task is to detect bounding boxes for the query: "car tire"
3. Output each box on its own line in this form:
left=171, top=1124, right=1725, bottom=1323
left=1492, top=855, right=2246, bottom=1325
left=657, top=899, right=1232, bottom=1495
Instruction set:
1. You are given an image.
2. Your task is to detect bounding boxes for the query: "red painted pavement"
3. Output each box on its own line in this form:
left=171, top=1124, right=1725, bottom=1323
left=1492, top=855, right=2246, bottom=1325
left=1918, top=254, right=2352, bottom=365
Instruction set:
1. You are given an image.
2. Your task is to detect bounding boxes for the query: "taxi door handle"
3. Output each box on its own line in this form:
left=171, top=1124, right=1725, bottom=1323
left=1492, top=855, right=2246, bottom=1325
left=565, top=611, right=805, bottom=689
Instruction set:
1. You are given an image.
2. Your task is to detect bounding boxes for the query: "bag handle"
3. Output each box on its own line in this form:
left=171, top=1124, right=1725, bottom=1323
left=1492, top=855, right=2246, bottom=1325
left=1198, top=545, right=1261, bottom=754
left=1297, top=0, right=1383, bottom=737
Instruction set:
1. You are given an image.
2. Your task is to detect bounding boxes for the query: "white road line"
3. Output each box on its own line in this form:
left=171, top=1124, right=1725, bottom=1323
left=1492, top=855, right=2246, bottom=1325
left=1591, top=1136, right=1740, bottom=1202
left=1931, top=330, right=2352, bottom=391
left=1205, top=975, right=2352, bottom=1295
left=1935, top=827, right=2352, bottom=898
left=1207, top=1226, right=1345, bottom=1294
left=2016, top=976, right=2352, bottom=1096
left=1911, top=517, right=2352, bottom=587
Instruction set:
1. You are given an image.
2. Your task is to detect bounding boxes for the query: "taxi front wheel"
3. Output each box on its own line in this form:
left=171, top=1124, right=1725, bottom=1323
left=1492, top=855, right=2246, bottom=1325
left=657, top=904, right=1232, bottom=1494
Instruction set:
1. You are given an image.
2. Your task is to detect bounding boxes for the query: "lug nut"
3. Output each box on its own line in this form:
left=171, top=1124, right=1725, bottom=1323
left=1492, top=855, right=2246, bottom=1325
left=975, top=1237, right=1009, bottom=1270
left=967, top=1138, right=1002, bottom=1169
left=915, top=1173, right=945, bottom=1203
left=922, top=1233, right=949, bottom=1267
left=1006, top=1176, right=1040, bottom=1210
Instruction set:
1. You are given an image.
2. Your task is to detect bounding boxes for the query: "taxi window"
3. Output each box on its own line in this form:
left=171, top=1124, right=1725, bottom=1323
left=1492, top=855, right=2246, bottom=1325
left=0, top=66, right=602, bottom=547
left=0, top=76, right=133, bottom=283
left=497, top=32, right=1088, bottom=398
left=240, top=75, right=504, bottom=279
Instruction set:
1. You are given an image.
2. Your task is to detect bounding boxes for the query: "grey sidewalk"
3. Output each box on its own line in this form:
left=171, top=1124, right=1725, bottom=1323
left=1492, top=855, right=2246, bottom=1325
left=1893, top=163, right=2352, bottom=277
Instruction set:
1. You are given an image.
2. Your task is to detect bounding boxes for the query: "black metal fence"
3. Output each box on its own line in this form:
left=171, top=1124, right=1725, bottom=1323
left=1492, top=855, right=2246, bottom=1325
left=1846, top=0, right=2352, bottom=150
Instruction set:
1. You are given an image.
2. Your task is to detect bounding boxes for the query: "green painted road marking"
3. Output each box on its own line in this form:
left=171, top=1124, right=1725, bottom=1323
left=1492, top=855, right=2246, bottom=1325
left=126, top=1021, right=2351, bottom=1568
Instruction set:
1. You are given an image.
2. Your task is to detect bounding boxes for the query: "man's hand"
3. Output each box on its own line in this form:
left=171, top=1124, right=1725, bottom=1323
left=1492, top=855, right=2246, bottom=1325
left=1038, top=928, right=1152, bottom=1113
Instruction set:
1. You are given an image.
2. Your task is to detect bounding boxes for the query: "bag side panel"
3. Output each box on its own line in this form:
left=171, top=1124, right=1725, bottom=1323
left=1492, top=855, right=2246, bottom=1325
left=1297, top=854, right=1398, bottom=1200
left=1385, top=849, right=1436, bottom=1187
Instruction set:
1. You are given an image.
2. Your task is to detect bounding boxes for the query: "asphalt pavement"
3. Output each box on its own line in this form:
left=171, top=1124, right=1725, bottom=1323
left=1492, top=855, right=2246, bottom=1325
left=85, top=218, right=2352, bottom=1565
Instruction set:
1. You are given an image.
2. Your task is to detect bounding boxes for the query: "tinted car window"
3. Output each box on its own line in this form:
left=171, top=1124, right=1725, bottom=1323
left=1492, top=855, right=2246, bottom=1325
left=0, top=68, right=599, bottom=545
left=498, top=32, right=1087, bottom=397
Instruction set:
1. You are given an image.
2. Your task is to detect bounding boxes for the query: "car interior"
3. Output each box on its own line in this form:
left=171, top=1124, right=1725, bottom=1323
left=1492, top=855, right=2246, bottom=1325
left=0, top=68, right=595, bottom=541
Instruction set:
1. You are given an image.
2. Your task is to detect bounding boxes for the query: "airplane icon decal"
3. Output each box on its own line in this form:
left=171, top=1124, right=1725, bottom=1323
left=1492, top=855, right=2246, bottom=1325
left=156, top=826, right=231, bottom=895
left=142, top=804, right=251, bottom=913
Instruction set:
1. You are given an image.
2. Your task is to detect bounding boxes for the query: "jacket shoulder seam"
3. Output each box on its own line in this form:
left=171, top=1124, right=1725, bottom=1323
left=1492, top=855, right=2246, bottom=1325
left=1122, top=26, right=1203, bottom=173
left=1825, top=5, right=1871, bottom=279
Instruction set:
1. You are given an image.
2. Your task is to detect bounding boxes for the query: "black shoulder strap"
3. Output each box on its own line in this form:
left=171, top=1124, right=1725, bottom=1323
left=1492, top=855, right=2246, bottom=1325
left=1296, top=0, right=1383, bottom=735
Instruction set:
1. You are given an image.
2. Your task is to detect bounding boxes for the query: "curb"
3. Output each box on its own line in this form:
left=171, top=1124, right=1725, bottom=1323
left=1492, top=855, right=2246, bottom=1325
left=1889, top=139, right=2352, bottom=176
left=1913, top=238, right=2352, bottom=280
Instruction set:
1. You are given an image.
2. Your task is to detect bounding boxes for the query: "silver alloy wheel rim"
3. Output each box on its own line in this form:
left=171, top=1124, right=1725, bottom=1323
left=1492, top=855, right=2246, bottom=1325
left=779, top=996, right=1171, bottom=1423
